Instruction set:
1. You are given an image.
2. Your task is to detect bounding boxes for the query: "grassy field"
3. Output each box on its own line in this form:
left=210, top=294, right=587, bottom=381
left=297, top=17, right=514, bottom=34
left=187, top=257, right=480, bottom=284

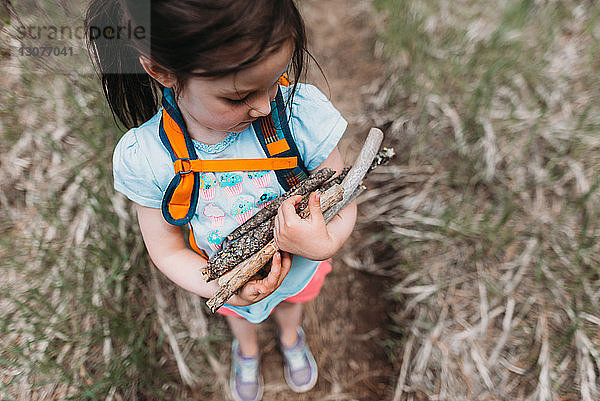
left=1, top=3, right=230, bottom=399
left=0, top=69, right=226, bottom=401
left=1, top=0, right=600, bottom=400
left=361, top=0, right=600, bottom=399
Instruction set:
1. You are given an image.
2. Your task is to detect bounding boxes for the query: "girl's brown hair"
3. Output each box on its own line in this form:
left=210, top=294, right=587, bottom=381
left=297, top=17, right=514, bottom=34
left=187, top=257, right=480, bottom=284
left=85, top=0, right=310, bottom=130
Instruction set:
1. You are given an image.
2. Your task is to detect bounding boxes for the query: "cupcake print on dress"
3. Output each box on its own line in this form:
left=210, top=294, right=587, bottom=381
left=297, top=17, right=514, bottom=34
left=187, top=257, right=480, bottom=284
left=231, top=195, right=254, bottom=224
left=219, top=173, right=243, bottom=196
left=256, top=191, right=279, bottom=209
left=199, top=173, right=217, bottom=201
left=207, top=230, right=224, bottom=252
left=203, top=204, right=225, bottom=227
left=247, top=170, right=271, bottom=189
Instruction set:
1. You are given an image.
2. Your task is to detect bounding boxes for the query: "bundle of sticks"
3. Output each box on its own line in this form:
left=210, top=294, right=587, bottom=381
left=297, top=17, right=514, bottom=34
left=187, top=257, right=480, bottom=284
left=203, top=128, right=394, bottom=312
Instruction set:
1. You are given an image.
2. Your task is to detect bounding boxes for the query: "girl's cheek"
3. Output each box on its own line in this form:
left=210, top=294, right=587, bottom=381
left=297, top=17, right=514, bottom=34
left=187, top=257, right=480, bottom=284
left=211, top=103, right=242, bottom=119
left=214, top=108, right=250, bottom=128
left=268, top=83, right=278, bottom=101
left=224, top=107, right=249, bottom=123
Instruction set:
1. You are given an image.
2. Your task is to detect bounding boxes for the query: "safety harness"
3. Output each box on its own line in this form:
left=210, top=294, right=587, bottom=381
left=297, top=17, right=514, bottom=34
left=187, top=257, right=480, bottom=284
left=158, top=75, right=309, bottom=259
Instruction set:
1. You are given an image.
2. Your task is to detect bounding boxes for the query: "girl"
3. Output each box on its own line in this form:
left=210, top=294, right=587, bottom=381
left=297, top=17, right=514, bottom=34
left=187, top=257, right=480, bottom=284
left=85, top=1, right=356, bottom=400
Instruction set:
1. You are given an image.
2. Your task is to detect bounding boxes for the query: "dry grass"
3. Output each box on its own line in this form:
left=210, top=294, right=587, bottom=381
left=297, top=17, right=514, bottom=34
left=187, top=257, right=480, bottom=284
left=348, top=0, right=600, bottom=399
left=0, top=3, right=229, bottom=399
left=2, top=0, right=600, bottom=399
left=0, top=70, right=229, bottom=399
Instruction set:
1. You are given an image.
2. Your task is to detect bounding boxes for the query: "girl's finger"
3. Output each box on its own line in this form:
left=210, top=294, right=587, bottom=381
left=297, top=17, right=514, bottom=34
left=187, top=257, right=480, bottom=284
left=241, top=281, right=260, bottom=299
left=260, top=251, right=282, bottom=291
left=281, top=251, right=293, bottom=268
left=251, top=277, right=270, bottom=296
left=254, top=284, right=266, bottom=295
left=278, top=195, right=302, bottom=223
left=275, top=252, right=292, bottom=287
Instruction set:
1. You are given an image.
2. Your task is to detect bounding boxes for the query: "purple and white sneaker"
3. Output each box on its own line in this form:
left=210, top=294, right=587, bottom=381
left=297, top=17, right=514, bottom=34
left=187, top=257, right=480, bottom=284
left=230, top=339, right=263, bottom=401
left=280, top=327, right=318, bottom=393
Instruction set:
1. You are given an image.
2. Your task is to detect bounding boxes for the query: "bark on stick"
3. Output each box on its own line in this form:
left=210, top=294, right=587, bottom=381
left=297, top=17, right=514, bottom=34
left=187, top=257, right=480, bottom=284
left=206, top=184, right=344, bottom=312
left=205, top=168, right=335, bottom=281
left=206, top=128, right=389, bottom=312
left=325, top=128, right=384, bottom=219
left=222, top=168, right=335, bottom=244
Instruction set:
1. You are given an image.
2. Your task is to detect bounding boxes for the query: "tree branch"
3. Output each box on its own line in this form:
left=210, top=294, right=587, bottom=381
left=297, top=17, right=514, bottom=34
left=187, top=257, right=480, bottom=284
left=206, top=184, right=344, bottom=312
left=206, top=127, right=388, bottom=312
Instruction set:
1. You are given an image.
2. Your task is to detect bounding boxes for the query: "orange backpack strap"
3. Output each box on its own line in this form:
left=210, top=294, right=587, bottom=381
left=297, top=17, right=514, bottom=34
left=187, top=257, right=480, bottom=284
left=159, top=90, right=202, bottom=226
left=159, top=87, right=300, bottom=226
left=173, top=157, right=298, bottom=174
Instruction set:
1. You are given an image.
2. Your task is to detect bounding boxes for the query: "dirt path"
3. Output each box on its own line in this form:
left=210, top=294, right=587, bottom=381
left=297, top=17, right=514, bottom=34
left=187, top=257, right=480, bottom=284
left=251, top=2, right=395, bottom=400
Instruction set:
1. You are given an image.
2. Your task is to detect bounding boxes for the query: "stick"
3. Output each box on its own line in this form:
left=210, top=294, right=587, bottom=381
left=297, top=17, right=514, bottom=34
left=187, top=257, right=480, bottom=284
left=325, top=128, right=384, bottom=219
left=222, top=168, right=336, bottom=244
left=207, top=185, right=344, bottom=312
left=204, top=219, right=274, bottom=281
left=205, top=169, right=341, bottom=281
left=323, top=184, right=366, bottom=222
left=207, top=146, right=392, bottom=280
left=320, top=167, right=350, bottom=191
left=217, top=184, right=344, bottom=286
left=217, top=183, right=345, bottom=288
left=206, top=128, right=387, bottom=311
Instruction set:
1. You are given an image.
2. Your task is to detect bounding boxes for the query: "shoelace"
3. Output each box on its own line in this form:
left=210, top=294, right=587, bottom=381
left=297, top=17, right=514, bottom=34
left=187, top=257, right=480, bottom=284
left=283, top=345, right=307, bottom=371
left=236, top=357, right=259, bottom=383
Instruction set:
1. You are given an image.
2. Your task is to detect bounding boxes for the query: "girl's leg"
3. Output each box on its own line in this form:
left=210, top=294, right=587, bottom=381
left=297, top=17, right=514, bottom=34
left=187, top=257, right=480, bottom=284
left=271, top=301, right=303, bottom=346
left=226, top=315, right=263, bottom=401
left=272, top=302, right=318, bottom=392
left=226, top=315, right=260, bottom=356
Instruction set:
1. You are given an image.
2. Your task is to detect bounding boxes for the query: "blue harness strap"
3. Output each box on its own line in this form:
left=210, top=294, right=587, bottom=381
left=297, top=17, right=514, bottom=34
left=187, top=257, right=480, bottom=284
left=252, top=87, right=309, bottom=190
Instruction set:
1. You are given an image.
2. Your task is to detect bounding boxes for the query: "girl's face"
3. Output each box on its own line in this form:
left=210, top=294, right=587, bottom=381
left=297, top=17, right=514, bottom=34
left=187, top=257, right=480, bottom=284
left=174, top=40, right=294, bottom=143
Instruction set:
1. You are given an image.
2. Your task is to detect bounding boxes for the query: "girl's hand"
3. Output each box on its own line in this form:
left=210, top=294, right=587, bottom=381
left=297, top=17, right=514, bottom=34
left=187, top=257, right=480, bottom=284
left=274, top=192, right=338, bottom=261
left=228, top=251, right=292, bottom=307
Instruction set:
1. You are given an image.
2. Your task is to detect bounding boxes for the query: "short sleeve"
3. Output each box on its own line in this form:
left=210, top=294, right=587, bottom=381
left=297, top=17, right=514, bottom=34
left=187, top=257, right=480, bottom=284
left=287, top=84, right=348, bottom=171
left=113, top=129, right=163, bottom=208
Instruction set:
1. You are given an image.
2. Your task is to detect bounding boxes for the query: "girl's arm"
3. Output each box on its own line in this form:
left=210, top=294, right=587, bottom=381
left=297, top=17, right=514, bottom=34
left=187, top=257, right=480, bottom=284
left=135, top=204, right=292, bottom=306
left=274, top=146, right=358, bottom=260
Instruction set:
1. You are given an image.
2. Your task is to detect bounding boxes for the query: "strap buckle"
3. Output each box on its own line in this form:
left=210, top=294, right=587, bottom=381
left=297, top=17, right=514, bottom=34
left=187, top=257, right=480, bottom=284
left=174, top=158, right=193, bottom=175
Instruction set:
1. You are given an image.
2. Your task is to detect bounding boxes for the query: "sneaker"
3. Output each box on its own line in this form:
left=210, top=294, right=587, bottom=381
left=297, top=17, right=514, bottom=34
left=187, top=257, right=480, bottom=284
left=230, top=339, right=264, bottom=401
left=279, top=327, right=318, bottom=392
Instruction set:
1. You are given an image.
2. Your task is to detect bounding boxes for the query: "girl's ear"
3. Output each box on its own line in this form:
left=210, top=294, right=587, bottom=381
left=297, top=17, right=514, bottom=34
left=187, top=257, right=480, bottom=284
left=138, top=56, right=177, bottom=87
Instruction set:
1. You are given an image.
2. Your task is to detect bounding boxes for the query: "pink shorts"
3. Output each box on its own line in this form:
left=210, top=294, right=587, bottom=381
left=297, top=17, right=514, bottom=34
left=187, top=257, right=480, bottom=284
left=217, top=259, right=333, bottom=318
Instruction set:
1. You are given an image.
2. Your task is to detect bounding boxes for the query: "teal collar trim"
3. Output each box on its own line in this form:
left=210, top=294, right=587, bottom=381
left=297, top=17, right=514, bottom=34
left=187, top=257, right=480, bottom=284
left=192, top=130, right=241, bottom=154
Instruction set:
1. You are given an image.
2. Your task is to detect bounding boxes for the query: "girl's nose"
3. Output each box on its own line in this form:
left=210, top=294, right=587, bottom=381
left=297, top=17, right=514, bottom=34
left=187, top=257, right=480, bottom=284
left=247, top=91, right=272, bottom=118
